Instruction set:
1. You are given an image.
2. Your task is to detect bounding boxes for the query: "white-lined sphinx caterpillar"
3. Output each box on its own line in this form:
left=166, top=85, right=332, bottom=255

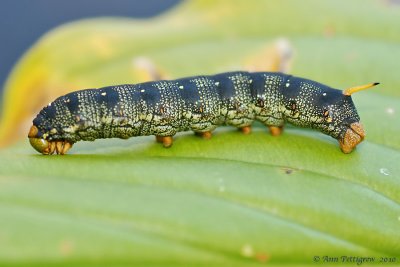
left=28, top=71, right=378, bottom=155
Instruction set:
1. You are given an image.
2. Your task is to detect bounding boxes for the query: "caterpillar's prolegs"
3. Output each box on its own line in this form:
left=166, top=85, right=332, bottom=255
left=155, top=125, right=280, bottom=148
left=195, top=131, right=212, bottom=139
left=155, top=135, right=173, bottom=148
left=240, top=126, right=252, bottom=135
left=269, top=126, right=283, bottom=136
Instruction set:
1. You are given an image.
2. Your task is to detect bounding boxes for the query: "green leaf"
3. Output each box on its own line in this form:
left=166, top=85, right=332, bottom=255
left=0, top=0, right=399, bottom=266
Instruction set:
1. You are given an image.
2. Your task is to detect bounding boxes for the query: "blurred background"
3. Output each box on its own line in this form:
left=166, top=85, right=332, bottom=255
left=0, top=0, right=180, bottom=94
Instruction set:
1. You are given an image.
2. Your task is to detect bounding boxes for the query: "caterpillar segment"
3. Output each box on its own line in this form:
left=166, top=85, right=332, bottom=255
left=28, top=71, right=378, bottom=155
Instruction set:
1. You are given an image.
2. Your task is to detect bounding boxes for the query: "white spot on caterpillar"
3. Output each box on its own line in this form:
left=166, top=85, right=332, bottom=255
left=249, top=79, right=253, bottom=84
left=140, top=89, right=145, bottom=93
left=183, top=111, right=192, bottom=119
left=380, top=168, right=390, bottom=176
left=101, top=92, right=107, bottom=96
left=179, top=85, right=184, bottom=89
left=285, top=82, right=290, bottom=87
left=323, top=93, right=327, bottom=96
left=64, top=125, right=79, bottom=133
left=214, top=82, right=220, bottom=86
left=101, top=116, right=113, bottom=124
left=144, top=114, right=152, bottom=121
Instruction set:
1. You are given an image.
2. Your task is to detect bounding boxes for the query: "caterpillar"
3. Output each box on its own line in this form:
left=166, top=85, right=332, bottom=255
left=28, top=71, right=378, bottom=155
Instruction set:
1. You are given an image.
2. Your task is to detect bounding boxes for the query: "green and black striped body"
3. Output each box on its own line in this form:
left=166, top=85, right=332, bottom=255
left=32, top=71, right=360, bottom=143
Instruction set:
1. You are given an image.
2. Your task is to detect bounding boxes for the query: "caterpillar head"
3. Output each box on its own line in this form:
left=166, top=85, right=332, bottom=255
left=28, top=104, right=75, bottom=155
left=28, top=124, right=74, bottom=155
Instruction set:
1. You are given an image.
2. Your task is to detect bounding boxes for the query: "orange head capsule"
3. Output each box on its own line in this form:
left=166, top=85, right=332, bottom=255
left=28, top=125, right=72, bottom=155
